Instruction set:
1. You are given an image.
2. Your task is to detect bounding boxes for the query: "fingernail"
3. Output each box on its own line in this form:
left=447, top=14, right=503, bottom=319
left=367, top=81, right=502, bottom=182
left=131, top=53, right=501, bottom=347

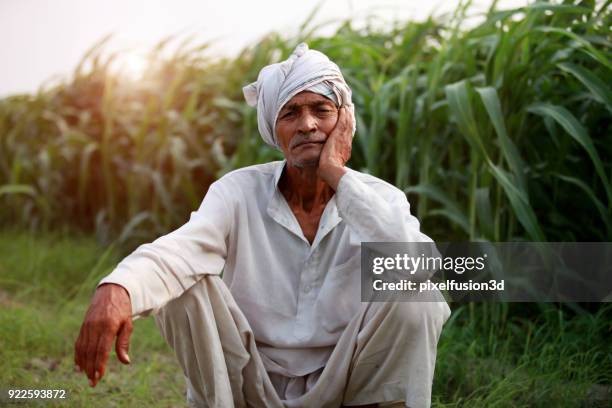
left=126, top=354, right=131, bottom=364
left=95, top=370, right=101, bottom=380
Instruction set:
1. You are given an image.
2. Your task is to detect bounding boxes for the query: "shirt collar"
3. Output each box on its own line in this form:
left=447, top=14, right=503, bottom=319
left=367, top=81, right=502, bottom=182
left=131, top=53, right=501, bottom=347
left=267, top=159, right=343, bottom=249
left=272, top=159, right=287, bottom=189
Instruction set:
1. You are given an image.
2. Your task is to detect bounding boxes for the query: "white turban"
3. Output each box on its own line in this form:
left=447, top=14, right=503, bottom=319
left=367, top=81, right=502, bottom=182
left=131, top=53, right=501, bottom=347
left=242, top=42, right=356, bottom=148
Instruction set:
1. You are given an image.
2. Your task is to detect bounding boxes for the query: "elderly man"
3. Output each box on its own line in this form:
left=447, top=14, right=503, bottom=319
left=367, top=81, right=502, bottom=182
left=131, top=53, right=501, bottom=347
left=74, top=43, right=451, bottom=408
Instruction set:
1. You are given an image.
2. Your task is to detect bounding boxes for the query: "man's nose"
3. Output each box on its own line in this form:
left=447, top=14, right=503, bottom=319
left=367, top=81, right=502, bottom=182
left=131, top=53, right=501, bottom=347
left=296, top=112, right=317, bottom=134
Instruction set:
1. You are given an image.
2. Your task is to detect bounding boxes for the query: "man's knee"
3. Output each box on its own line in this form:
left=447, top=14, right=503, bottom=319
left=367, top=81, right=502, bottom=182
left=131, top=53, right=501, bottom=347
left=371, top=298, right=451, bottom=335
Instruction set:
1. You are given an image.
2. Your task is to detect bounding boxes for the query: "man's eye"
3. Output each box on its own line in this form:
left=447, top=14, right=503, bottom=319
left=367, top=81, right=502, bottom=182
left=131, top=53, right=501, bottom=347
left=281, top=111, right=294, bottom=118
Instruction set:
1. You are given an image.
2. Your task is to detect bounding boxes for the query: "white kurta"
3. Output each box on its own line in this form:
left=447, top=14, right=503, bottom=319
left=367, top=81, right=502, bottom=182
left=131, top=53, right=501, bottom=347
left=99, top=160, right=436, bottom=378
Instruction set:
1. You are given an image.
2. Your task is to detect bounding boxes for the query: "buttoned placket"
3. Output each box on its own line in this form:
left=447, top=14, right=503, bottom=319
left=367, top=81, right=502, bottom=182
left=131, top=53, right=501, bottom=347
left=266, top=161, right=344, bottom=340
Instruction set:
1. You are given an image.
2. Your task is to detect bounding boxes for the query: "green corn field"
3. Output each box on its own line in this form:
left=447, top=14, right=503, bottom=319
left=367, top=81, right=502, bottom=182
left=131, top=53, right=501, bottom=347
left=1, top=0, right=609, bottom=245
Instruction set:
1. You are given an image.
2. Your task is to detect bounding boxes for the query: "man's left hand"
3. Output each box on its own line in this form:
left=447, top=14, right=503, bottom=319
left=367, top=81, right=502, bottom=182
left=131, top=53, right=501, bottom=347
left=318, top=105, right=353, bottom=189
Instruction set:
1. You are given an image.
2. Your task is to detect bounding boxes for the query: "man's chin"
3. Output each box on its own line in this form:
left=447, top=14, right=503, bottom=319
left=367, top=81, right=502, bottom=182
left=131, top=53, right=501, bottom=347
left=291, top=155, right=321, bottom=169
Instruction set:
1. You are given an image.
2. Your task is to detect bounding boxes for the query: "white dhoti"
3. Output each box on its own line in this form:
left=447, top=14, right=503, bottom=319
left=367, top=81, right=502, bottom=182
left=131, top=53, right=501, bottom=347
left=154, top=276, right=451, bottom=408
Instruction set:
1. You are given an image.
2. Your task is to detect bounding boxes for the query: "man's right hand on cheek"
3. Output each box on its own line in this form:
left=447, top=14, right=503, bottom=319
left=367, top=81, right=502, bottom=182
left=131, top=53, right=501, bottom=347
left=74, top=283, right=133, bottom=387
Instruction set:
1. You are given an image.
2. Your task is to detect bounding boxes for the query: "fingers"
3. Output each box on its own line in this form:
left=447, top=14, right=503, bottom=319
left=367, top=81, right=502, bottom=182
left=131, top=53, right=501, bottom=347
left=74, top=284, right=133, bottom=387
left=85, top=327, right=99, bottom=386
left=93, top=332, right=114, bottom=386
left=78, top=321, right=113, bottom=387
left=74, top=325, right=86, bottom=373
left=334, top=106, right=352, bottom=134
left=336, top=105, right=347, bottom=127
left=342, top=106, right=354, bottom=129
left=115, top=319, right=133, bottom=365
left=74, top=312, right=116, bottom=386
left=77, top=324, right=91, bottom=376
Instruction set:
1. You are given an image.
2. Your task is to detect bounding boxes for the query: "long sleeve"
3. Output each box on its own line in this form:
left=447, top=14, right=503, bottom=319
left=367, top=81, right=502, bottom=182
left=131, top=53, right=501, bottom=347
left=98, top=181, right=232, bottom=318
left=335, top=170, right=439, bottom=282
left=335, top=171, right=432, bottom=243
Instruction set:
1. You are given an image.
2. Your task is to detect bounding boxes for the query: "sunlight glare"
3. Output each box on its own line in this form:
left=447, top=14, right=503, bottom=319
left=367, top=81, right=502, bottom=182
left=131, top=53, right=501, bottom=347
left=119, top=52, right=149, bottom=81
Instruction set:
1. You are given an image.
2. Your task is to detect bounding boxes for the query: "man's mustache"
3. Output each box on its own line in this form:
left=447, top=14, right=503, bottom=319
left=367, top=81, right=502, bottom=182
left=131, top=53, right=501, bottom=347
left=289, top=132, right=327, bottom=149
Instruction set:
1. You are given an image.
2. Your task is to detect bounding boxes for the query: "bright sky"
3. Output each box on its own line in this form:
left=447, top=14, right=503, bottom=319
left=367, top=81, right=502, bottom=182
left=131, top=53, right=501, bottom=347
left=0, top=0, right=527, bottom=97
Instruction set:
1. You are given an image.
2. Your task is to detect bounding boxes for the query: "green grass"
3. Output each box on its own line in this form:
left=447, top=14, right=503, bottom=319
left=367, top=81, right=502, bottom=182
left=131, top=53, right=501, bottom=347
left=0, top=230, right=185, bottom=407
left=0, top=230, right=610, bottom=407
left=434, top=303, right=612, bottom=407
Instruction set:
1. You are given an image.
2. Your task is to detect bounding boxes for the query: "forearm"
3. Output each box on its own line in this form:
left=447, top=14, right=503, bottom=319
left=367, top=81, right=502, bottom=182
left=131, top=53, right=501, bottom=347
left=318, top=164, right=347, bottom=190
left=334, top=171, right=433, bottom=243
left=98, top=181, right=231, bottom=317
left=99, top=234, right=225, bottom=318
left=332, top=170, right=441, bottom=282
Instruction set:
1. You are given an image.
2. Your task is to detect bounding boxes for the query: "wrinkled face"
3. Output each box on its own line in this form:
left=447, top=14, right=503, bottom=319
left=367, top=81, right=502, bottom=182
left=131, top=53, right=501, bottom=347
left=275, top=91, right=339, bottom=168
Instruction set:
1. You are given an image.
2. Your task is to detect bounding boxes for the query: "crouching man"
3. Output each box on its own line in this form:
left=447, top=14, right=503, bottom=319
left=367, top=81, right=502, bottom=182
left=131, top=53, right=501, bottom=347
left=74, top=43, right=451, bottom=408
